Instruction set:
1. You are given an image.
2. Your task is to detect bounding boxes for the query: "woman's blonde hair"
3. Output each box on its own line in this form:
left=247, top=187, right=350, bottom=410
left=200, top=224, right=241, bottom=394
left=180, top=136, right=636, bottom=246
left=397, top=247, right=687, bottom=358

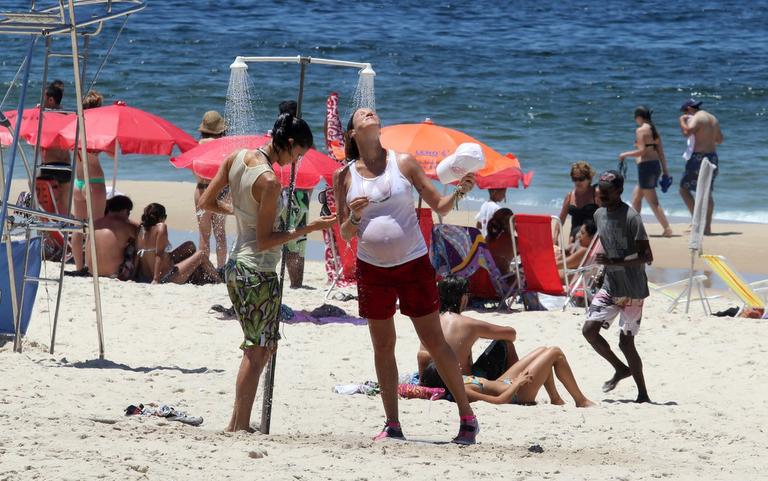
left=82, top=90, right=103, bottom=110
left=570, top=161, right=595, bottom=180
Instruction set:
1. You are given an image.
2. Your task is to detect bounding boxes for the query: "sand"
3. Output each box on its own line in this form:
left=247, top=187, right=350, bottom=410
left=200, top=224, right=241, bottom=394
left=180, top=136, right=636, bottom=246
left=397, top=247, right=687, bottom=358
left=2, top=180, right=768, bottom=480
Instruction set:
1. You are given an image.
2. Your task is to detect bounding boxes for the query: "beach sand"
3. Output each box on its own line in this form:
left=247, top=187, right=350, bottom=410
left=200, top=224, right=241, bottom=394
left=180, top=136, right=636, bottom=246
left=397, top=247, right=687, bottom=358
left=3, top=180, right=768, bottom=480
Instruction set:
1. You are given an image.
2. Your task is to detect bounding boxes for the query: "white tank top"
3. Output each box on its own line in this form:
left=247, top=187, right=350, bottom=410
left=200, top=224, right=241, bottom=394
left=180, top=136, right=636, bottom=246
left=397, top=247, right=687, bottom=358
left=346, top=150, right=427, bottom=267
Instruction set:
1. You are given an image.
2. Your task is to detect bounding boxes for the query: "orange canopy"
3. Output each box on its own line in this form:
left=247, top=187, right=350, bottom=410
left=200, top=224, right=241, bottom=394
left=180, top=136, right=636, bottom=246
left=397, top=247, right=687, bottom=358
left=379, top=119, right=531, bottom=188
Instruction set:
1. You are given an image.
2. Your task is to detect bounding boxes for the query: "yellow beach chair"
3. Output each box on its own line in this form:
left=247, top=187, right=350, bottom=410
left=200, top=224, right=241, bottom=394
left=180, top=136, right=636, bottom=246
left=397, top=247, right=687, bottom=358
left=701, top=255, right=767, bottom=309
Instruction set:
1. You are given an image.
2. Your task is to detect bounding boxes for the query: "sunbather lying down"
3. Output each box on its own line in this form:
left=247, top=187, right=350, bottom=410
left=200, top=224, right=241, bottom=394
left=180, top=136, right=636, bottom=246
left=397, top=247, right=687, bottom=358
left=421, top=346, right=596, bottom=407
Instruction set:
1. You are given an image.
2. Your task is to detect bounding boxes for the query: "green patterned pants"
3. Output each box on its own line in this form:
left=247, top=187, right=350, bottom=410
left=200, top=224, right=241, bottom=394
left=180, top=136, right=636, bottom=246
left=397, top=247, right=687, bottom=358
left=224, top=259, right=281, bottom=350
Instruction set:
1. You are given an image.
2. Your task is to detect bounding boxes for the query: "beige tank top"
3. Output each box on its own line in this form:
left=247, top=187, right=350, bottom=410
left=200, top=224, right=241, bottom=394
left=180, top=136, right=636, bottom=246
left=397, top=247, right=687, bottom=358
left=228, top=149, right=285, bottom=272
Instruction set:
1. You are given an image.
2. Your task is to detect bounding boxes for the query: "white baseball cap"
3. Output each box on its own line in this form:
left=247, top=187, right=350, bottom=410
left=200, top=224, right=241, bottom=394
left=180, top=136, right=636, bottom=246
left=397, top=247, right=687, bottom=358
left=436, top=142, right=485, bottom=184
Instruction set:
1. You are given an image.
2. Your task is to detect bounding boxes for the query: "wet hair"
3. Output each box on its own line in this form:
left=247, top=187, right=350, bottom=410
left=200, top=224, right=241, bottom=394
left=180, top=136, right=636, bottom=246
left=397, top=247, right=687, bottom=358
left=420, top=362, right=447, bottom=390
left=570, top=161, right=595, bottom=180
left=271, top=112, right=313, bottom=153
left=82, top=90, right=103, bottom=110
left=634, top=105, right=659, bottom=140
left=438, top=275, right=469, bottom=314
left=581, top=219, right=597, bottom=238
left=486, top=208, right=514, bottom=241
left=104, top=195, right=133, bottom=215
left=45, top=83, right=63, bottom=106
left=344, top=110, right=361, bottom=161
left=278, top=100, right=298, bottom=117
left=141, top=203, right=167, bottom=229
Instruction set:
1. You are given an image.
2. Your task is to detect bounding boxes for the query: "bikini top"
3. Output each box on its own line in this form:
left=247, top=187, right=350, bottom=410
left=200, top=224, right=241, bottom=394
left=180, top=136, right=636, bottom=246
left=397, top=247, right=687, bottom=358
left=567, top=188, right=599, bottom=233
left=136, top=225, right=173, bottom=257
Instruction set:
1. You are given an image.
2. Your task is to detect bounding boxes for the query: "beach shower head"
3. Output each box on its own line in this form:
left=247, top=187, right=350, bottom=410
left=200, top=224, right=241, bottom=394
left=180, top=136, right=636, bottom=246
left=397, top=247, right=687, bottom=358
left=230, top=56, right=248, bottom=72
left=359, top=64, right=376, bottom=78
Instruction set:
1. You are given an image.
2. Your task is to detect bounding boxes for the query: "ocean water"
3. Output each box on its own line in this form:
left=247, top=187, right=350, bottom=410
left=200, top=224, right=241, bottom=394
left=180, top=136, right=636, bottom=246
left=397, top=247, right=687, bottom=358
left=2, top=0, right=767, bottom=222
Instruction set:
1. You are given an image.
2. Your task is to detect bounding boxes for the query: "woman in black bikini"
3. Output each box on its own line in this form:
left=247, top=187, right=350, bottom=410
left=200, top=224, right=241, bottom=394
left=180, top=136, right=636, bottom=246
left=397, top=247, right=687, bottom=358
left=619, top=106, right=673, bottom=237
left=558, top=161, right=599, bottom=244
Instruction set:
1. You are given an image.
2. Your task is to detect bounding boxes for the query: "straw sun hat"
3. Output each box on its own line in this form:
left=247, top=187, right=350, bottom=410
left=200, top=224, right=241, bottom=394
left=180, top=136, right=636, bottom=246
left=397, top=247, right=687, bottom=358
left=198, top=111, right=227, bottom=135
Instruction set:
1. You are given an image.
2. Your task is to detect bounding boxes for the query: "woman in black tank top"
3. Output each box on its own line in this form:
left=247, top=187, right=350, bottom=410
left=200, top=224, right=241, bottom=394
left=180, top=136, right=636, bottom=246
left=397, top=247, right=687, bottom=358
left=558, top=161, right=599, bottom=243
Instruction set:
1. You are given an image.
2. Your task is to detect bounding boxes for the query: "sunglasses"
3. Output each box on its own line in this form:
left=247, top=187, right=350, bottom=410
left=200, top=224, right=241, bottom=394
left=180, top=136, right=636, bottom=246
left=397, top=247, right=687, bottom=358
left=361, top=170, right=391, bottom=203
left=571, top=176, right=587, bottom=182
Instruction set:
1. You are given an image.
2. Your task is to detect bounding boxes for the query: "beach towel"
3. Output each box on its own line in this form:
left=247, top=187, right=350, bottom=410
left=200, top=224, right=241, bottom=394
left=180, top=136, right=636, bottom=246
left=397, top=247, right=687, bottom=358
left=430, top=224, right=507, bottom=298
left=325, top=92, right=346, bottom=163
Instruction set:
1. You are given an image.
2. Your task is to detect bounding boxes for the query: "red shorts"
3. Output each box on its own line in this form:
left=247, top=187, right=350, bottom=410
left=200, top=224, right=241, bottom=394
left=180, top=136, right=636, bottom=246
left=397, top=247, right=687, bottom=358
left=356, top=254, right=439, bottom=320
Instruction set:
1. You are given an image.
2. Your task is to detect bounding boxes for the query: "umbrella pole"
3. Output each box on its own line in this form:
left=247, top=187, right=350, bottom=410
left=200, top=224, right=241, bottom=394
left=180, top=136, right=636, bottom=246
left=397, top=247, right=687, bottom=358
left=112, top=140, right=119, bottom=196
left=260, top=58, right=308, bottom=435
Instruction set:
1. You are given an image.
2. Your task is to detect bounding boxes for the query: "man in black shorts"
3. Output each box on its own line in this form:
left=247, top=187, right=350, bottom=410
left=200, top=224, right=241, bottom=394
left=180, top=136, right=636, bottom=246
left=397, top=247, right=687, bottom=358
left=678, top=99, right=723, bottom=235
left=38, top=80, right=72, bottom=213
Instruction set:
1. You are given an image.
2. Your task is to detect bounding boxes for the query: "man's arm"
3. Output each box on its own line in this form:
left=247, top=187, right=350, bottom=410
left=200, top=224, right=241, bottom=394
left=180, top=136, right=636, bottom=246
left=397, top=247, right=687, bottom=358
left=465, top=316, right=517, bottom=342
left=679, top=114, right=698, bottom=137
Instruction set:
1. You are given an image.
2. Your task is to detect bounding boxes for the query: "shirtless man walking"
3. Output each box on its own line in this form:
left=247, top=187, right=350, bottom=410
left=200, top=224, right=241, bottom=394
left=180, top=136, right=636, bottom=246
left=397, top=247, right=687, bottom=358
left=678, top=99, right=723, bottom=235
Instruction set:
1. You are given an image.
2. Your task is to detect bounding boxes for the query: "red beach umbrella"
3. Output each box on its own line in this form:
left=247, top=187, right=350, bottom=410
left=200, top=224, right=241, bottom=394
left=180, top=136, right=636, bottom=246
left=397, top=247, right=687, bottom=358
left=1, top=109, right=72, bottom=148
left=56, top=101, right=197, bottom=155
left=380, top=119, right=532, bottom=189
left=170, top=135, right=339, bottom=189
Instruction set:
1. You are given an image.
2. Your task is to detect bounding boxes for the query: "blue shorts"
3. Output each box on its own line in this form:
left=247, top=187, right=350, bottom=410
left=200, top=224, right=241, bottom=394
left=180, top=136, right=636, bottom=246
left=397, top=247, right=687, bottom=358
left=637, top=160, right=661, bottom=189
left=681, top=152, right=718, bottom=192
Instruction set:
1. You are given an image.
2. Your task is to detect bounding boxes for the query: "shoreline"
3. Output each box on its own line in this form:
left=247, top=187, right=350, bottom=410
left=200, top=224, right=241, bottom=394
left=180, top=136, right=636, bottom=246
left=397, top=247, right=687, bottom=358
left=9, top=179, right=768, bottom=276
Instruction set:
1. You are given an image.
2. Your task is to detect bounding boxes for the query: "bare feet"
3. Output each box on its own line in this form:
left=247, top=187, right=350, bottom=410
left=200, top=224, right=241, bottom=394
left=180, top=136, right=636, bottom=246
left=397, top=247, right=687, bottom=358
left=602, top=367, right=631, bottom=393
left=576, top=399, right=597, bottom=408
left=550, top=397, right=566, bottom=406
left=225, top=425, right=257, bottom=433
left=635, top=393, right=651, bottom=404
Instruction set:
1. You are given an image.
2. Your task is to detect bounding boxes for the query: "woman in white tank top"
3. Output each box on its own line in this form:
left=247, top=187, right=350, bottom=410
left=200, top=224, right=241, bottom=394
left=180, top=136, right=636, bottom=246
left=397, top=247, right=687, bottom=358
left=334, top=108, right=480, bottom=444
left=199, top=113, right=336, bottom=433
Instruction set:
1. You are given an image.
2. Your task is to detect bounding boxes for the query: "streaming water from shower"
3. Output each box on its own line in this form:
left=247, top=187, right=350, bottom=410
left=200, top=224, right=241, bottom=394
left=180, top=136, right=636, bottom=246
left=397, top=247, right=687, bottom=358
left=224, top=65, right=259, bottom=136
left=351, top=67, right=376, bottom=113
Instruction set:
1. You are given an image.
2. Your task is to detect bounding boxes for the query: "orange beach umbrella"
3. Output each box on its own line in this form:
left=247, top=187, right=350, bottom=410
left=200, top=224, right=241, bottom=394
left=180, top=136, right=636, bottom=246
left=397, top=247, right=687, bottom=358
left=379, top=119, right=532, bottom=188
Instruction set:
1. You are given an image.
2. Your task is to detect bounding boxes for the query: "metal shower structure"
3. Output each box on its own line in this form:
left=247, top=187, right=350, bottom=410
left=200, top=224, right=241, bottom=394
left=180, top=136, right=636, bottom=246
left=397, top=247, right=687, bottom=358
left=228, top=55, right=375, bottom=434
left=0, top=1, right=146, bottom=359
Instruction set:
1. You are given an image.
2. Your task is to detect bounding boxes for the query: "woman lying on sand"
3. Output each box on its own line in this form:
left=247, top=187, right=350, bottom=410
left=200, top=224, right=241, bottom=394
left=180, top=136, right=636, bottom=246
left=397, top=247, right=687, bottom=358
left=421, top=346, right=596, bottom=407
left=134, top=203, right=221, bottom=284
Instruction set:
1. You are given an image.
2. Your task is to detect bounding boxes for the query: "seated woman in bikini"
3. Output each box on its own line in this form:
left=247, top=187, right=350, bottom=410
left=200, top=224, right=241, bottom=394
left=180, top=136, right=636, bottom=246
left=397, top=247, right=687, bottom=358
left=134, top=203, right=221, bottom=284
left=421, top=345, right=595, bottom=407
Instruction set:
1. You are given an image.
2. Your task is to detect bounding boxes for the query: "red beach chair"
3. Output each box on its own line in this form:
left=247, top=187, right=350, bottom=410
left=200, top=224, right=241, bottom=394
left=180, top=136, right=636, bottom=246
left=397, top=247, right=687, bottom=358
left=510, top=214, right=572, bottom=306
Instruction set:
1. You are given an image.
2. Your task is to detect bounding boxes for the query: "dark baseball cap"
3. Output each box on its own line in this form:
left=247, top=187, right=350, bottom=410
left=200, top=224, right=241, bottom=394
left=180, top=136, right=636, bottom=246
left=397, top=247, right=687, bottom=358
left=680, top=99, right=702, bottom=112
left=598, top=170, right=624, bottom=189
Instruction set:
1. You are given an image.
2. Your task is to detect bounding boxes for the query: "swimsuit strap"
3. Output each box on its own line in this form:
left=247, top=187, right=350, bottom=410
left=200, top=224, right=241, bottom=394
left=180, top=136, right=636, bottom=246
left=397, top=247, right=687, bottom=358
left=256, top=147, right=272, bottom=164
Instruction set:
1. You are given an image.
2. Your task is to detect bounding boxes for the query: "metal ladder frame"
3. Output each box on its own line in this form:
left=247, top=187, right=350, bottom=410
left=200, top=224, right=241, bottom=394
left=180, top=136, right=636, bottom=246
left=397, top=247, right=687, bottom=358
left=0, top=0, right=146, bottom=359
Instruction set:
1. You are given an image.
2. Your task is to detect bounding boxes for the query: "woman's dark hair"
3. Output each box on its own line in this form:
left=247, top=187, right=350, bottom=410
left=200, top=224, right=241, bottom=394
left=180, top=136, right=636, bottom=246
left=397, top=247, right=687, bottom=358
left=141, top=203, right=167, bottom=229
left=343, top=110, right=361, bottom=161
left=438, top=275, right=469, bottom=314
left=634, top=106, right=658, bottom=140
left=486, top=208, right=514, bottom=241
left=271, top=112, right=313, bottom=153
left=582, top=219, right=598, bottom=238
left=420, top=362, right=447, bottom=390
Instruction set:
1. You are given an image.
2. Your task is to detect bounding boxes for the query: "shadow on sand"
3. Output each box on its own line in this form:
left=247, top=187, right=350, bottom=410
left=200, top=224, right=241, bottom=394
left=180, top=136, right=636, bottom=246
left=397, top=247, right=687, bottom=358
left=57, top=358, right=224, bottom=374
left=704, top=231, right=742, bottom=237
left=602, top=399, right=678, bottom=406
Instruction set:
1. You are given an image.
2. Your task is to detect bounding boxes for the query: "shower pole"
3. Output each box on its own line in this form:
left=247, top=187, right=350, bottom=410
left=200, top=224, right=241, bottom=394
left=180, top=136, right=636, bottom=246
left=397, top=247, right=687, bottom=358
left=229, top=55, right=374, bottom=434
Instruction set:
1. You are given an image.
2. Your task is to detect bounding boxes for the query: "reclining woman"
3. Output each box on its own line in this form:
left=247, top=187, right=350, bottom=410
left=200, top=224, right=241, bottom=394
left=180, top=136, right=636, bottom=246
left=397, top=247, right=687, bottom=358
left=422, top=347, right=595, bottom=407
left=134, top=203, right=221, bottom=284
left=556, top=219, right=598, bottom=270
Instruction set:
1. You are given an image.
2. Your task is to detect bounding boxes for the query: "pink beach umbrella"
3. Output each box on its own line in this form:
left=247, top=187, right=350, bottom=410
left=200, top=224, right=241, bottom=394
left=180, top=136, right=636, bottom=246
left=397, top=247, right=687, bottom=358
left=55, top=101, right=197, bottom=155
left=170, top=135, right=339, bottom=189
left=1, top=109, right=72, bottom=148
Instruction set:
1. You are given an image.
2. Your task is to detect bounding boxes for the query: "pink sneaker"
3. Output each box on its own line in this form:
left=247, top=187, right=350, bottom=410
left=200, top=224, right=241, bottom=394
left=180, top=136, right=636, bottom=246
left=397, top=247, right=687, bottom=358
left=451, top=416, right=479, bottom=445
left=373, top=421, right=405, bottom=441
